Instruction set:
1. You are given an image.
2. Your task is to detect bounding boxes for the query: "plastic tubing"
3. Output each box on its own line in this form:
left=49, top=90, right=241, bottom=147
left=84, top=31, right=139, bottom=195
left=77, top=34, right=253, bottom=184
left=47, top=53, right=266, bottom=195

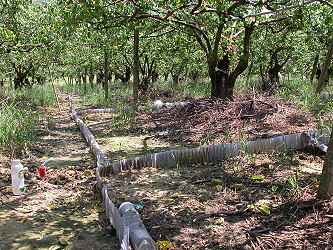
left=119, top=202, right=158, bottom=250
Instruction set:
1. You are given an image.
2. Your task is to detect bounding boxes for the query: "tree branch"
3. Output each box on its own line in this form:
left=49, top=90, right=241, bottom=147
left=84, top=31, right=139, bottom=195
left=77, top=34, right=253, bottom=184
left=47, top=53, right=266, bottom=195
left=134, top=13, right=212, bottom=53
left=190, top=0, right=203, bottom=14
left=227, top=0, right=249, bottom=14
left=320, top=0, right=333, bottom=8
left=246, top=0, right=319, bottom=17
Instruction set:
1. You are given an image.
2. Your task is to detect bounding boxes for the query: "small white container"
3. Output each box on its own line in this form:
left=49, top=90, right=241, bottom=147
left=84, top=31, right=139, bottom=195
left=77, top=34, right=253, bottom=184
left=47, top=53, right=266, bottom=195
left=11, top=159, right=25, bottom=195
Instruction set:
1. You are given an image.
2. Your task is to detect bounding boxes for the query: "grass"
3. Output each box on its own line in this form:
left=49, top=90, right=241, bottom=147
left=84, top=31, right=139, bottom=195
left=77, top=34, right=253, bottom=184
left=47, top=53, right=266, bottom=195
left=1, top=73, right=331, bottom=158
left=0, top=101, right=37, bottom=158
left=277, top=77, right=333, bottom=130
left=0, top=84, right=57, bottom=158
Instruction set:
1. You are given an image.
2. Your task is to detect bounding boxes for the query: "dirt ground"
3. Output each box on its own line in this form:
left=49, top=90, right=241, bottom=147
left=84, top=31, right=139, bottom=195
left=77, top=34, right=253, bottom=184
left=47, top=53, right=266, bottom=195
left=1, top=91, right=333, bottom=250
left=90, top=92, right=333, bottom=249
left=0, top=98, right=119, bottom=250
left=107, top=153, right=332, bottom=250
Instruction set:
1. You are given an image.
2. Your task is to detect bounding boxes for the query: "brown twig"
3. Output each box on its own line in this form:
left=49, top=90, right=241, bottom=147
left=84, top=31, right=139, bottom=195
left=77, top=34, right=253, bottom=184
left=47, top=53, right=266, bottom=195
left=248, top=228, right=271, bottom=236
left=193, top=169, right=291, bottom=189
left=193, top=203, right=248, bottom=222
left=1, top=200, right=33, bottom=213
left=97, top=244, right=108, bottom=250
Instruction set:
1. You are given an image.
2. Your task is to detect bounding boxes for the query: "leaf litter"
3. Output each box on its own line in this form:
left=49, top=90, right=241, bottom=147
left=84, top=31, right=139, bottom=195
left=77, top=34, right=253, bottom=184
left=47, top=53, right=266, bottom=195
left=90, top=92, right=333, bottom=249
left=1, top=92, right=333, bottom=250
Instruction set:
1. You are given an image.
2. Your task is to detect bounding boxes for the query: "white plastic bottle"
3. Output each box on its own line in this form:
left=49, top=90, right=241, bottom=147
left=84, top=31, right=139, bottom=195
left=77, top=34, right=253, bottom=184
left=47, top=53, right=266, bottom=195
left=11, top=159, right=25, bottom=195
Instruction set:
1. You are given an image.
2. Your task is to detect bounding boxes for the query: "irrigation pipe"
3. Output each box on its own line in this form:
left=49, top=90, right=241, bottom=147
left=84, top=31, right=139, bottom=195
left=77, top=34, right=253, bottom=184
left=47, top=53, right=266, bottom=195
left=69, top=97, right=330, bottom=250
left=75, top=100, right=189, bottom=116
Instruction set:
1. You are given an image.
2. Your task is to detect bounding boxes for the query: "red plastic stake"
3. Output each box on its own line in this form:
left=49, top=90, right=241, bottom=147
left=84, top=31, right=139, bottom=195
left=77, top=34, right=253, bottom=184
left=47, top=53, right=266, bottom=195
left=39, top=165, right=46, bottom=178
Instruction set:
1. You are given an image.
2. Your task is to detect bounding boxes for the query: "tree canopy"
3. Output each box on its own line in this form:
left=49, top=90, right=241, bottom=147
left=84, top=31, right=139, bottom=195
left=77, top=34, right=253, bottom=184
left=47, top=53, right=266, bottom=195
left=0, top=0, right=332, bottom=96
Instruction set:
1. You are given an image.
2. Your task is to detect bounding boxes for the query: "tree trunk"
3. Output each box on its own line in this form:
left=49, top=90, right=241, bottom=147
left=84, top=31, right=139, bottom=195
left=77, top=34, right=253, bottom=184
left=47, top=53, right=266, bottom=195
left=83, top=66, right=87, bottom=93
left=9, top=74, right=12, bottom=88
left=77, top=70, right=82, bottom=85
left=12, top=63, right=33, bottom=89
left=104, top=50, right=109, bottom=101
left=152, top=71, right=158, bottom=83
left=89, top=65, right=94, bottom=88
left=133, top=29, right=139, bottom=107
left=267, top=48, right=290, bottom=84
left=209, top=23, right=254, bottom=99
left=172, top=74, right=179, bottom=85
left=245, top=61, right=253, bottom=85
left=317, top=129, right=333, bottom=200
left=317, top=35, right=333, bottom=93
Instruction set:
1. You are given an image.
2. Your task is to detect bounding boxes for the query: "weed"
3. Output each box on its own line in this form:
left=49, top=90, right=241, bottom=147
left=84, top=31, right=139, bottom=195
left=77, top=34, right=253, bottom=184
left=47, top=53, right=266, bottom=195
left=221, top=125, right=233, bottom=144
left=239, top=143, right=260, bottom=167
left=171, top=153, right=180, bottom=174
left=286, top=169, right=299, bottom=197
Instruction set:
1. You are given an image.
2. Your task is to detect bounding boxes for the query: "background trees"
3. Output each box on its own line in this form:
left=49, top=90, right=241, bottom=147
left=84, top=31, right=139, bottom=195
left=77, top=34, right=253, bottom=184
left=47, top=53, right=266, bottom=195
left=2, top=0, right=331, bottom=99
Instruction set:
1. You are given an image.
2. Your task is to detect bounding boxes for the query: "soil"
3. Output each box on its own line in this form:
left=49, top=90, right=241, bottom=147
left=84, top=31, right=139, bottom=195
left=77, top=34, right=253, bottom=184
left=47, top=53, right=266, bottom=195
left=0, top=97, right=119, bottom=250
left=88, top=92, right=333, bottom=250
left=1, top=91, right=333, bottom=250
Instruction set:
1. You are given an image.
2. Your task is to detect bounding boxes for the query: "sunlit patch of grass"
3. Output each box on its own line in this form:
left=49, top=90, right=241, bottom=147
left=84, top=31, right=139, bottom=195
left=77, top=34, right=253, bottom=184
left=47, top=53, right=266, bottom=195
left=0, top=83, right=60, bottom=157
left=0, top=101, right=38, bottom=158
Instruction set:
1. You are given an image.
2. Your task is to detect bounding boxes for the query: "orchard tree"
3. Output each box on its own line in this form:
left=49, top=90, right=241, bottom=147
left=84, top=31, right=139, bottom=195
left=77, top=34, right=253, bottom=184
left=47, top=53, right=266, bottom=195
left=0, top=0, right=39, bottom=87
left=316, top=1, right=333, bottom=200
left=251, top=18, right=304, bottom=92
left=317, top=128, right=333, bottom=200
left=61, top=0, right=325, bottom=100
left=0, top=0, right=69, bottom=88
left=299, top=1, right=333, bottom=89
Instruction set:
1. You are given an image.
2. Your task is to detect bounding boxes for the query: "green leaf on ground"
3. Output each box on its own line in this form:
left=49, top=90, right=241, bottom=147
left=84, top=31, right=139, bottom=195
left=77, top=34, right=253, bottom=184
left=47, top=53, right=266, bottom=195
left=211, top=179, right=222, bottom=184
left=259, top=205, right=270, bottom=215
left=164, top=198, right=175, bottom=204
left=250, top=174, right=265, bottom=181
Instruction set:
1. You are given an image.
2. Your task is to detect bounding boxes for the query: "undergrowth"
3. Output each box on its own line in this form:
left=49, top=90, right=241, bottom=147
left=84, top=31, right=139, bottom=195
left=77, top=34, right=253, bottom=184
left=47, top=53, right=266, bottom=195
left=1, top=74, right=331, bottom=158
left=0, top=84, right=56, bottom=158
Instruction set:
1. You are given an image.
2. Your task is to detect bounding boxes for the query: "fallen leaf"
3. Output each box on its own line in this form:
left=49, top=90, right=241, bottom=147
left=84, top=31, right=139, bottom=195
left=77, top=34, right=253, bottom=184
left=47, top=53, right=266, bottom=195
left=250, top=174, right=265, bottom=181
left=247, top=204, right=254, bottom=211
left=156, top=240, right=176, bottom=249
left=47, top=205, right=58, bottom=210
left=164, top=198, right=175, bottom=204
left=259, top=205, right=270, bottom=215
left=16, top=216, right=26, bottom=223
left=48, top=245, right=62, bottom=250
left=84, top=169, right=93, bottom=175
left=92, top=203, right=105, bottom=212
left=211, top=179, right=222, bottom=185
left=59, top=237, right=68, bottom=246
left=216, top=217, right=225, bottom=224
left=310, top=177, right=317, bottom=183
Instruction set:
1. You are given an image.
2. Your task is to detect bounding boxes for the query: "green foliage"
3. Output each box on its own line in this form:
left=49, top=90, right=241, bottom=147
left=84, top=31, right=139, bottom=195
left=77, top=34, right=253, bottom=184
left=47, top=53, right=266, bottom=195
left=0, top=83, right=59, bottom=157
left=250, top=174, right=265, bottom=181
left=0, top=100, right=37, bottom=157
